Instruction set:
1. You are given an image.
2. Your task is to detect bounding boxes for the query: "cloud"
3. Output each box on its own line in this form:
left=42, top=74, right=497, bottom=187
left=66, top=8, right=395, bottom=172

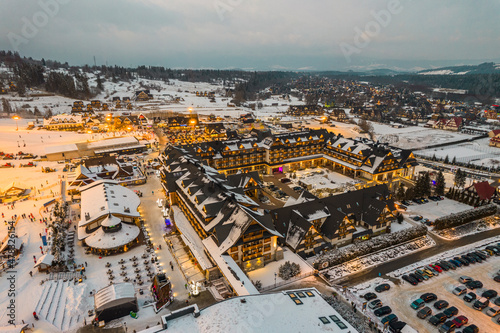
left=0, top=0, right=499, bottom=70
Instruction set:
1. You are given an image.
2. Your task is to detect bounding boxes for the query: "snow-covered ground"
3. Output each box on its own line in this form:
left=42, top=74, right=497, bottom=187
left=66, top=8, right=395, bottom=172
left=373, top=123, right=476, bottom=149
left=351, top=236, right=500, bottom=333
left=247, top=248, right=314, bottom=290
left=322, top=236, right=435, bottom=283
left=434, top=216, right=500, bottom=240
left=289, top=167, right=360, bottom=196
left=404, top=197, right=472, bottom=222
left=417, top=137, right=500, bottom=165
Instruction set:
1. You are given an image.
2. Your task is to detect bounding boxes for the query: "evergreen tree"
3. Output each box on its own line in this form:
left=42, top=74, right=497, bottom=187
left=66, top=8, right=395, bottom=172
left=396, top=183, right=406, bottom=201
left=45, top=108, right=53, bottom=118
left=451, top=156, right=456, bottom=164
left=1, top=98, right=12, bottom=114
left=16, top=79, right=26, bottom=96
left=405, top=187, right=415, bottom=200
left=423, top=172, right=431, bottom=197
left=96, top=74, right=104, bottom=91
left=435, top=171, right=445, bottom=196
left=454, top=169, right=466, bottom=188
left=444, top=155, right=449, bottom=164
left=33, top=106, right=42, bottom=116
left=414, top=174, right=424, bottom=198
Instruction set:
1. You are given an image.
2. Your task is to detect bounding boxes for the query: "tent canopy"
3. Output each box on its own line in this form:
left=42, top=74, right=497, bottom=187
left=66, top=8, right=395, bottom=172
left=95, top=282, right=136, bottom=312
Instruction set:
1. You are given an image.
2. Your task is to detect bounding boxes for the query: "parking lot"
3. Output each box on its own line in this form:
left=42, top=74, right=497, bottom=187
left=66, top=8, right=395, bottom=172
left=368, top=255, right=500, bottom=332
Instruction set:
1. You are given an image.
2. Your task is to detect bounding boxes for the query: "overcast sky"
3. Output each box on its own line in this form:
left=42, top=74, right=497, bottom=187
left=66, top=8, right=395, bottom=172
left=0, top=0, right=499, bottom=71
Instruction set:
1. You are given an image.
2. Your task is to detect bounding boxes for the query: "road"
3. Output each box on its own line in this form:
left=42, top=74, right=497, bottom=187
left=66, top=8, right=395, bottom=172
left=340, top=227, right=500, bottom=286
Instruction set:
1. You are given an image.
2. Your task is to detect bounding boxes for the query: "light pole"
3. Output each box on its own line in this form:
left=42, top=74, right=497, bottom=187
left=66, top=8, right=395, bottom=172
left=12, top=115, right=20, bottom=131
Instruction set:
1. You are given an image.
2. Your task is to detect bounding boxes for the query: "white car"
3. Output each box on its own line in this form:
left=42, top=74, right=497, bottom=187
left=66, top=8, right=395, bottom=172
left=452, top=286, right=467, bottom=296
left=486, top=306, right=500, bottom=317
left=459, top=276, right=473, bottom=283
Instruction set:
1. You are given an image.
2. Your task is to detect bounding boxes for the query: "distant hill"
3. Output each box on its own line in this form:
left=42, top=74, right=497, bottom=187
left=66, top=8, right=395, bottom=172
left=417, top=62, right=500, bottom=75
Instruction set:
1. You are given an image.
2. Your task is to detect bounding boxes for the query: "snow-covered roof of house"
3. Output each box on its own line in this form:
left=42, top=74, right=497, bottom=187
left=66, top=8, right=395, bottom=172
left=34, top=253, right=54, bottom=268
left=87, top=136, right=139, bottom=149
left=143, top=288, right=358, bottom=333
left=94, top=282, right=136, bottom=312
left=202, top=237, right=259, bottom=296
left=84, top=223, right=140, bottom=250
left=44, top=143, right=78, bottom=155
left=172, top=207, right=213, bottom=271
left=78, top=180, right=140, bottom=228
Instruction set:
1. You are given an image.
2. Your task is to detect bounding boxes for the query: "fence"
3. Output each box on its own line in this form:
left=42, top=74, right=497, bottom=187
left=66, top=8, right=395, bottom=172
left=259, top=271, right=314, bottom=292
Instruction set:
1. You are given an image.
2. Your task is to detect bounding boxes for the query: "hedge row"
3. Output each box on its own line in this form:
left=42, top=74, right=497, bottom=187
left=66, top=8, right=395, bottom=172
left=314, top=224, right=427, bottom=269
left=434, top=203, right=497, bottom=230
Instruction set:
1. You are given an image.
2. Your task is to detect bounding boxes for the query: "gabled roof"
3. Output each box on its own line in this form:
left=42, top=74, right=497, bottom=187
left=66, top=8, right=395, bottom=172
left=470, top=181, right=497, bottom=200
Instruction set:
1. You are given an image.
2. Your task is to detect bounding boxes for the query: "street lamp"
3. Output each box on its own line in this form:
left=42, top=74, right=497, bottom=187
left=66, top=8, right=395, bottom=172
left=12, top=115, right=20, bottom=131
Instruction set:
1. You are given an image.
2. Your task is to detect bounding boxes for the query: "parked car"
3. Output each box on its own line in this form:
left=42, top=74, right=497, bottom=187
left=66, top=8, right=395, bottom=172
left=422, top=268, right=434, bottom=276
left=434, top=300, right=449, bottom=310
left=280, top=178, right=291, bottom=183
left=415, top=271, right=429, bottom=281
left=452, top=315, right=468, bottom=328
left=465, top=280, right=483, bottom=290
left=453, top=286, right=467, bottom=296
left=402, top=275, right=418, bottom=285
left=292, top=186, right=303, bottom=192
left=375, top=284, right=390, bottom=293
left=447, top=260, right=458, bottom=269
left=461, top=324, right=479, bottom=333
left=410, top=273, right=423, bottom=283
left=473, top=251, right=487, bottom=260
left=473, top=297, right=489, bottom=310
left=374, top=306, right=392, bottom=317
left=432, top=264, right=443, bottom=273
left=411, top=215, right=423, bottom=221
left=454, top=257, right=469, bottom=266
left=429, top=312, right=447, bottom=326
left=494, top=275, right=500, bottom=282
left=451, top=259, right=462, bottom=267
left=368, top=299, right=383, bottom=309
left=443, top=306, right=458, bottom=318
left=481, top=289, right=498, bottom=299
left=381, top=314, right=398, bottom=325
left=364, top=292, right=377, bottom=301
left=417, top=306, right=432, bottom=319
left=427, top=265, right=439, bottom=275
left=463, top=292, right=477, bottom=303
left=459, top=276, right=473, bottom=283
left=439, top=320, right=456, bottom=333
left=411, top=298, right=425, bottom=310
left=494, top=297, right=500, bottom=306
left=463, top=254, right=476, bottom=264
left=486, top=305, right=500, bottom=317
left=421, top=293, right=437, bottom=303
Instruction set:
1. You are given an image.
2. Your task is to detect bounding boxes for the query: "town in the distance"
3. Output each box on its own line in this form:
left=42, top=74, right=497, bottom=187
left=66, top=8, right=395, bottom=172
left=1, top=51, right=500, bottom=333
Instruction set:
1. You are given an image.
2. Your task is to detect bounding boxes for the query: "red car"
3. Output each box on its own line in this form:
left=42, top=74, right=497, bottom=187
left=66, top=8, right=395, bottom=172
left=432, top=264, right=443, bottom=273
left=452, top=315, right=468, bottom=328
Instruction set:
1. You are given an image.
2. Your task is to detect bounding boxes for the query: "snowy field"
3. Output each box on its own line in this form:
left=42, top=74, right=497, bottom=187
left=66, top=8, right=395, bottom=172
left=247, top=247, right=314, bottom=290
left=352, top=236, right=500, bottom=333
left=373, top=123, right=476, bottom=149
left=417, top=137, right=500, bottom=166
left=404, top=198, right=472, bottom=222
left=290, top=167, right=360, bottom=194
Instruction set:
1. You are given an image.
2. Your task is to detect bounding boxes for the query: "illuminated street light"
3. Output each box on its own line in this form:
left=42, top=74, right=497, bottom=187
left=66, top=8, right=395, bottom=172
left=12, top=115, right=20, bottom=131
